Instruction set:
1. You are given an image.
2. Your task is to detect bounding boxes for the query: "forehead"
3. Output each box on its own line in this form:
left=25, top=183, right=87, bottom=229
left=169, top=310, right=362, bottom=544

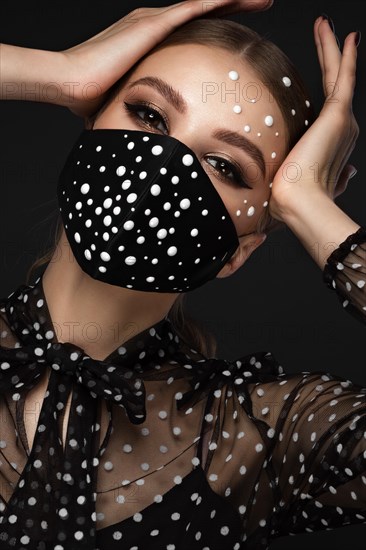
left=126, top=43, right=287, bottom=159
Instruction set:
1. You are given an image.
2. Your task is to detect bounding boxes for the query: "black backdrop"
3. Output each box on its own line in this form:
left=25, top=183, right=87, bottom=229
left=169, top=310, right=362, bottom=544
left=0, top=1, right=365, bottom=548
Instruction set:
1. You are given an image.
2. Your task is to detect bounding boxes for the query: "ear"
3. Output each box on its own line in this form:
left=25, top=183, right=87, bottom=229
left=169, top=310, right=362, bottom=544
left=216, top=232, right=266, bottom=279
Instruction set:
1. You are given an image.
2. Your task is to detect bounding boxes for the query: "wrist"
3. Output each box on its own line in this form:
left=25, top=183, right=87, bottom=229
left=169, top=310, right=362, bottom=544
left=0, top=45, right=75, bottom=106
left=270, top=188, right=360, bottom=270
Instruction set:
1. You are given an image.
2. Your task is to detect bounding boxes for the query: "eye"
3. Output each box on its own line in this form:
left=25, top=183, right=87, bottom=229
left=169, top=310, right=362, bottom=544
left=206, top=156, right=252, bottom=189
left=124, top=102, right=168, bottom=134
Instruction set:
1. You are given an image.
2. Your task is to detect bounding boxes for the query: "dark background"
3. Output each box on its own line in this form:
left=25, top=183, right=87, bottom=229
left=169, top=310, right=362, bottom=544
left=0, top=1, right=365, bottom=548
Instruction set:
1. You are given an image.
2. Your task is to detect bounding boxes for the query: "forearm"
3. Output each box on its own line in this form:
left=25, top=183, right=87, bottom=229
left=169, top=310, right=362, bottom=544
left=0, top=43, right=72, bottom=106
left=278, top=190, right=361, bottom=270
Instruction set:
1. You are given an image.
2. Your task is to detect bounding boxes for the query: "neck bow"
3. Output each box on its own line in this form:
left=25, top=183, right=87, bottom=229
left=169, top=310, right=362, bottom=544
left=0, top=275, right=181, bottom=549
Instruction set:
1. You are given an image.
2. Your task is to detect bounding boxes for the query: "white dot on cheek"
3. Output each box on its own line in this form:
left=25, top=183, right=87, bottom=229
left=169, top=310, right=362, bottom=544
left=264, top=116, right=274, bottom=127
left=247, top=206, right=255, bottom=217
left=271, top=152, right=277, bottom=159
left=236, top=210, right=241, bottom=217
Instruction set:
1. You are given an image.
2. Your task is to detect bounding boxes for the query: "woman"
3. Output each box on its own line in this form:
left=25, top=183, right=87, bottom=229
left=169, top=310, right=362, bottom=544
left=0, top=1, right=365, bottom=549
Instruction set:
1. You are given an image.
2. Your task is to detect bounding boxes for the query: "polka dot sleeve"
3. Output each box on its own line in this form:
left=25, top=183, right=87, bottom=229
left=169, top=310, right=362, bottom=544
left=206, top=369, right=366, bottom=548
left=323, top=226, right=366, bottom=324
left=266, top=371, right=366, bottom=541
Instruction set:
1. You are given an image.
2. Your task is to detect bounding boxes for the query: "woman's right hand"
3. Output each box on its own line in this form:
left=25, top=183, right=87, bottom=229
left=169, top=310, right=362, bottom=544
left=0, top=0, right=273, bottom=117
left=61, top=0, right=273, bottom=118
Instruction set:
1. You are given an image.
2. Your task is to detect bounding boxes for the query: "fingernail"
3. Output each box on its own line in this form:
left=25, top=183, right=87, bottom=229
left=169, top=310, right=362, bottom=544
left=355, top=31, right=361, bottom=47
left=350, top=169, right=358, bottom=179
left=321, top=13, right=335, bottom=34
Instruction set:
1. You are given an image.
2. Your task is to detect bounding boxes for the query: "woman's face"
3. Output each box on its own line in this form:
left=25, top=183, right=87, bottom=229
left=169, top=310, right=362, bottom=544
left=93, top=43, right=288, bottom=241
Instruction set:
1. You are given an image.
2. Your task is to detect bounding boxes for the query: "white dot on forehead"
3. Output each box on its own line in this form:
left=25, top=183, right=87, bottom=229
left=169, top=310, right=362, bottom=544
left=244, top=125, right=251, bottom=133
left=264, top=115, right=274, bottom=127
left=233, top=105, right=242, bottom=114
left=228, top=70, right=239, bottom=81
left=282, top=76, right=292, bottom=87
left=271, top=152, right=277, bottom=159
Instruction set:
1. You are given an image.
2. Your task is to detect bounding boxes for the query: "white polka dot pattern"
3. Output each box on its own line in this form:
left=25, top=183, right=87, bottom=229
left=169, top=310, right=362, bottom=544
left=57, top=129, right=239, bottom=293
left=323, top=227, right=366, bottom=324
left=0, top=226, right=365, bottom=549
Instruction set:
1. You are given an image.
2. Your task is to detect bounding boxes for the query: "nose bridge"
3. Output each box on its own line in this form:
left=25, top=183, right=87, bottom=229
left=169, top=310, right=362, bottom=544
left=170, top=127, right=203, bottom=161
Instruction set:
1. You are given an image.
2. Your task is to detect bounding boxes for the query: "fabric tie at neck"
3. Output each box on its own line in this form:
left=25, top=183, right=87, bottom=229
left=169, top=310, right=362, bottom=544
left=0, top=274, right=282, bottom=549
left=0, top=275, right=182, bottom=549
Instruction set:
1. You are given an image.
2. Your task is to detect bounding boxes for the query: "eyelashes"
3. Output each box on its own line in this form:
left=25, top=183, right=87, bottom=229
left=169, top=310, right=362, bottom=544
left=124, top=101, right=169, bottom=134
left=205, top=157, right=252, bottom=190
left=123, top=101, right=252, bottom=190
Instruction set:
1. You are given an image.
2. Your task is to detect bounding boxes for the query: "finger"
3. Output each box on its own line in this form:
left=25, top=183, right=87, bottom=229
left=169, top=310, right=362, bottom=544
left=314, top=16, right=325, bottom=79
left=333, top=32, right=359, bottom=107
left=167, top=0, right=274, bottom=20
left=317, top=17, right=342, bottom=99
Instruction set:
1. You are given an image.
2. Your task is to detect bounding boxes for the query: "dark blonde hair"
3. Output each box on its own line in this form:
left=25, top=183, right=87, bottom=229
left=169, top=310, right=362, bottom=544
left=26, top=19, right=315, bottom=358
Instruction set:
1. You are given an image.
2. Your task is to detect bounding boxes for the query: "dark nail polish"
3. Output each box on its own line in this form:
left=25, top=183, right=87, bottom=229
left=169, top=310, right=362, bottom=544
left=321, top=13, right=336, bottom=34
left=355, top=31, right=361, bottom=47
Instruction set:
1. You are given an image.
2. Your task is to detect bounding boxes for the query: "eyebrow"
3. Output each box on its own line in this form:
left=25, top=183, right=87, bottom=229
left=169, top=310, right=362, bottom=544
left=127, top=76, right=266, bottom=176
left=127, top=76, right=188, bottom=114
left=212, top=129, right=266, bottom=177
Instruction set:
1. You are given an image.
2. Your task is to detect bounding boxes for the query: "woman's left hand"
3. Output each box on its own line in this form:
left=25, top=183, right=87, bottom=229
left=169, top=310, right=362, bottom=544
left=269, top=16, right=360, bottom=222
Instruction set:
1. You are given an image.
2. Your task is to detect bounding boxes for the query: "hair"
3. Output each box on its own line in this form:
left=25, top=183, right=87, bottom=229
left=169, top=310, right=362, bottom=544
left=26, top=19, right=315, bottom=359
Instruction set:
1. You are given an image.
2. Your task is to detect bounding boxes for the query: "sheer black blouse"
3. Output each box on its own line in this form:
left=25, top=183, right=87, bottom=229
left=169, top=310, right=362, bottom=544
left=0, top=227, right=365, bottom=550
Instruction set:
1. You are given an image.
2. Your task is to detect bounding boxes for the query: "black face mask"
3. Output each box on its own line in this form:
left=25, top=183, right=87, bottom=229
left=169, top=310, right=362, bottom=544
left=57, top=128, right=253, bottom=293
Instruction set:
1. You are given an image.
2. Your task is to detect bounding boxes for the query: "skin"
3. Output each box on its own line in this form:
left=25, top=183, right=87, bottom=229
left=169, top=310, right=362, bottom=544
left=2, top=0, right=277, bottom=453
left=42, top=43, right=285, bottom=360
left=0, top=3, right=361, bottom=451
